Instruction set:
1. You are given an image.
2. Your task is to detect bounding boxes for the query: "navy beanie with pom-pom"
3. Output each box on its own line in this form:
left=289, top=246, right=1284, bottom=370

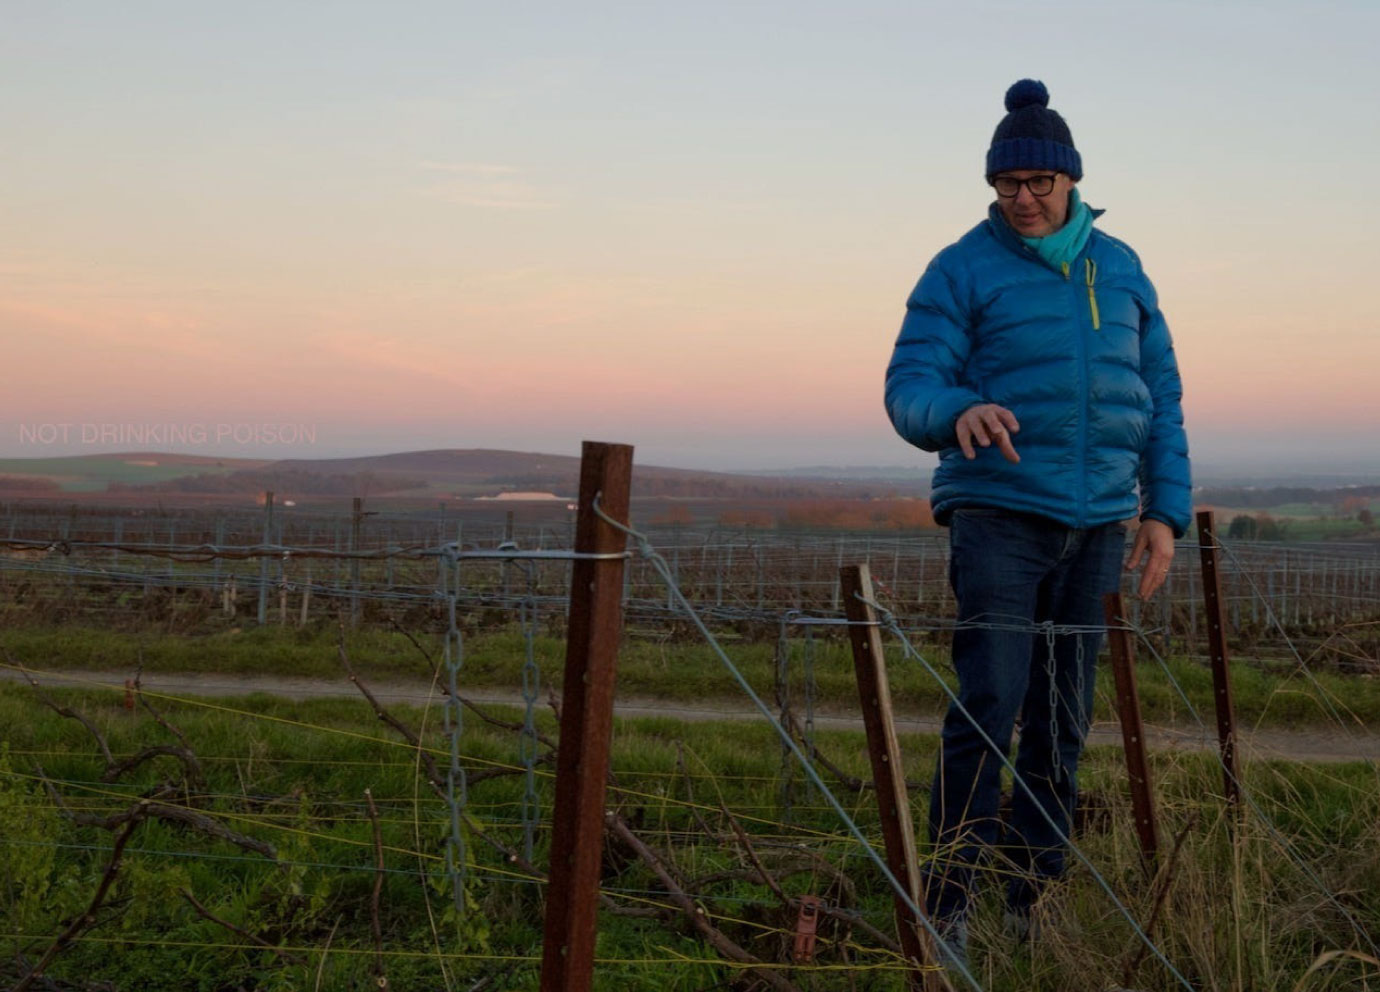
left=986, top=79, right=1082, bottom=180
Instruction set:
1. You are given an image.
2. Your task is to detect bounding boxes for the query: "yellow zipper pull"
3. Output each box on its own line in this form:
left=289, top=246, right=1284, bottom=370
left=1085, top=258, right=1100, bottom=330
left=1061, top=261, right=1070, bottom=280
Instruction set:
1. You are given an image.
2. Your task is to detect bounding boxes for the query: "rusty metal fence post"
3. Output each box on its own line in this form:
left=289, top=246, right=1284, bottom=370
left=1104, top=591, right=1160, bottom=871
left=1196, top=510, right=1241, bottom=807
left=539, top=441, right=633, bottom=992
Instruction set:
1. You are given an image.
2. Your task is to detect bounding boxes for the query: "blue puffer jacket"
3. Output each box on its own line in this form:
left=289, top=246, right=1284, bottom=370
left=885, top=204, right=1192, bottom=536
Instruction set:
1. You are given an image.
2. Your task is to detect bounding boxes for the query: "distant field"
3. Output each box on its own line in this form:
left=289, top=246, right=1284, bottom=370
left=0, top=455, right=256, bottom=492
left=1224, top=500, right=1379, bottom=519
left=1208, top=504, right=1379, bottom=542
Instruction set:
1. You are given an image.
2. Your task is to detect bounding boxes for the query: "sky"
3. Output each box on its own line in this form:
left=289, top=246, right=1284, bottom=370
left=3, top=0, right=1378, bottom=477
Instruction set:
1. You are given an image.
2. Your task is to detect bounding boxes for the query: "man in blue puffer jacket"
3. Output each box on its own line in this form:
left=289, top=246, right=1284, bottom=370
left=884, top=79, right=1191, bottom=966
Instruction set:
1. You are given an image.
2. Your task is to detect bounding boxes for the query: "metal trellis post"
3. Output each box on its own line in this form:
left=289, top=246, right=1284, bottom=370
left=840, top=564, right=946, bottom=992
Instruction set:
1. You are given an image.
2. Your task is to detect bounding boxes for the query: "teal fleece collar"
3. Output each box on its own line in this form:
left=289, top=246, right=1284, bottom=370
left=1020, top=187, right=1093, bottom=271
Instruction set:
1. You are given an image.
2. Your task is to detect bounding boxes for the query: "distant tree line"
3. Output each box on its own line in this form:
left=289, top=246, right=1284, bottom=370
left=1227, top=514, right=1289, bottom=541
left=650, top=499, right=937, bottom=530
left=1200, top=484, right=1380, bottom=509
left=491, top=471, right=914, bottom=501
left=107, top=469, right=431, bottom=496
left=0, top=476, right=61, bottom=493
left=781, top=498, right=936, bottom=530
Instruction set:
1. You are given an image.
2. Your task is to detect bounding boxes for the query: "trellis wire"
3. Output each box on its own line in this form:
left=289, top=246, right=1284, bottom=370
left=4, top=508, right=1378, bottom=985
left=872, top=604, right=1197, bottom=990
left=588, top=499, right=987, bottom=989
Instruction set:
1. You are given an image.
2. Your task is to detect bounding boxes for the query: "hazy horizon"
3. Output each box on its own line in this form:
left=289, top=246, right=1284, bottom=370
left=3, top=431, right=1378, bottom=486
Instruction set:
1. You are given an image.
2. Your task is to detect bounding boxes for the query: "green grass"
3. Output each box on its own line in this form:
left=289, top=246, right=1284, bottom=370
left=5, top=621, right=1380, bottom=734
left=1, top=679, right=1377, bottom=991
left=1281, top=517, right=1373, bottom=541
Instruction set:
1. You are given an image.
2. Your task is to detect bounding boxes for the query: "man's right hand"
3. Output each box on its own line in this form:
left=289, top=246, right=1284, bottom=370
left=955, top=404, right=1021, bottom=463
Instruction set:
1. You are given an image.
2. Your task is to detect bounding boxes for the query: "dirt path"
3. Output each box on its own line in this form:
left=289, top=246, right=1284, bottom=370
left=6, top=667, right=1379, bottom=764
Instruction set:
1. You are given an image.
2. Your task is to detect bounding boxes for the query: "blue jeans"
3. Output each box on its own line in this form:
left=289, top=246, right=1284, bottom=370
left=924, top=509, right=1126, bottom=923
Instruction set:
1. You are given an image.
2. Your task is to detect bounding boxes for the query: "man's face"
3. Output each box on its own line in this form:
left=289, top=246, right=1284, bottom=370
left=992, top=170, right=1076, bottom=238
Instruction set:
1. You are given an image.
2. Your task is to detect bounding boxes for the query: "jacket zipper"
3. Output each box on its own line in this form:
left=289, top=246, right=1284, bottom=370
left=1085, top=258, right=1100, bottom=330
left=1061, top=259, right=1091, bottom=527
left=1062, top=260, right=1101, bottom=330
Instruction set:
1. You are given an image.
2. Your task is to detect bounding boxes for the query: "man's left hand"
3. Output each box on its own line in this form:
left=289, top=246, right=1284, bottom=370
left=1125, top=519, right=1175, bottom=600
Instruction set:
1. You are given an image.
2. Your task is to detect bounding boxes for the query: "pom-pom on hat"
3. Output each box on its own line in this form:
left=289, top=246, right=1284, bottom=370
left=986, top=79, right=1082, bottom=181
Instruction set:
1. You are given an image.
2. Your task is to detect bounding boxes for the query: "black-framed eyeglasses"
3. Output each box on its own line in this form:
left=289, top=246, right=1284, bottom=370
left=990, top=174, right=1059, bottom=198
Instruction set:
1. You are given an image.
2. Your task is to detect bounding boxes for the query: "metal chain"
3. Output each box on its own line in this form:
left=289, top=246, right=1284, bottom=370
left=440, top=547, right=468, bottom=914
left=518, top=566, right=541, bottom=864
left=1074, top=631, right=1088, bottom=738
left=1043, top=621, right=1061, bottom=783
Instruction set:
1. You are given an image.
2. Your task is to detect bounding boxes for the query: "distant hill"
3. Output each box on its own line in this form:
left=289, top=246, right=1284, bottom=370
left=0, top=449, right=929, bottom=503
left=203, top=449, right=927, bottom=499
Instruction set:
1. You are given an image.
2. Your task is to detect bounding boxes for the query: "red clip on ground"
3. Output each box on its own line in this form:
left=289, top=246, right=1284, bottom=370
left=791, top=895, right=822, bottom=963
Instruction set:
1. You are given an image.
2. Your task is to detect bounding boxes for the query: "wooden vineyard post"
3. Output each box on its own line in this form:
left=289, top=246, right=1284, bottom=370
left=539, top=441, right=634, bottom=992
left=1196, top=510, right=1241, bottom=808
left=1103, top=592, right=1159, bottom=870
left=840, top=564, right=951, bottom=992
left=299, top=565, right=312, bottom=628
left=503, top=509, right=515, bottom=599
